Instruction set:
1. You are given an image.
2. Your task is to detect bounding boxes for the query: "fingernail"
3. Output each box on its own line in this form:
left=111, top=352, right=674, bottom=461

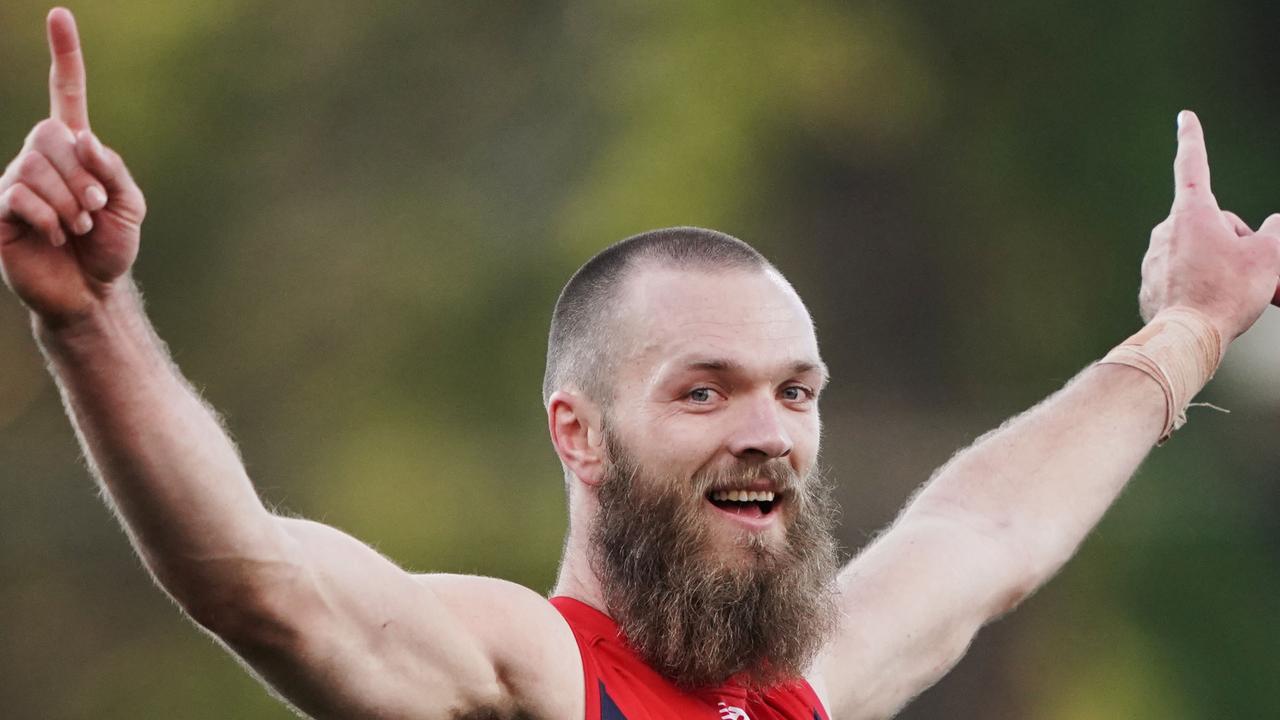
left=52, top=231, right=66, bottom=248
left=1176, top=111, right=1185, bottom=131
left=85, top=185, right=106, bottom=210
left=75, top=212, right=93, bottom=235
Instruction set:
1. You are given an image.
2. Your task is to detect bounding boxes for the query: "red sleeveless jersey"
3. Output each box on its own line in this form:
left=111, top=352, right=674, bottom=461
left=551, top=596, right=831, bottom=720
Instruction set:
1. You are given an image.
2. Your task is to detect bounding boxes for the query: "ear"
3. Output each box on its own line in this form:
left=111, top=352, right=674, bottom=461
left=547, top=390, right=606, bottom=486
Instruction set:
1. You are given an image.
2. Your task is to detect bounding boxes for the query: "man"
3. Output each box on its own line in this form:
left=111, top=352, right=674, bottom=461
left=3, top=8, right=1278, bottom=720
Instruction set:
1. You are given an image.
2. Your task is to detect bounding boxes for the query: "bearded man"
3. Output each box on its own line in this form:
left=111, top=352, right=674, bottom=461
left=6, top=8, right=1280, bottom=720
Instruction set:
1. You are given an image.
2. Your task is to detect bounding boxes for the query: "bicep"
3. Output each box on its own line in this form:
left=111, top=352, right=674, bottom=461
left=814, top=512, right=1030, bottom=719
left=214, top=518, right=581, bottom=720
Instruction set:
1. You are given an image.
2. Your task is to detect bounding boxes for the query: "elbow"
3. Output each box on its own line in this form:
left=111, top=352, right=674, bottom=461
left=156, top=531, right=315, bottom=651
left=907, top=500, right=1053, bottom=621
left=983, top=526, right=1079, bottom=622
left=182, top=576, right=308, bottom=651
left=989, top=573, right=1036, bottom=620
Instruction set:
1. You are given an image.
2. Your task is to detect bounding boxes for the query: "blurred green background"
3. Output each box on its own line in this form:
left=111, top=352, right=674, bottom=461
left=2, top=1, right=1279, bottom=717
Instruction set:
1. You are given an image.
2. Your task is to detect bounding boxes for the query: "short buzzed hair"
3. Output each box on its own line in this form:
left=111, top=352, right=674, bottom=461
left=542, top=226, right=771, bottom=407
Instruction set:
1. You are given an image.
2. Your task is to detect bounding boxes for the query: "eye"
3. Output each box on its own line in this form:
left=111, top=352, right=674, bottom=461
left=688, top=387, right=715, bottom=403
left=781, top=385, right=814, bottom=402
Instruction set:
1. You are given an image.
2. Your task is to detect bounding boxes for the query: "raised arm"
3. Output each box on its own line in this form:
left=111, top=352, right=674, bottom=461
left=1, top=9, right=579, bottom=719
left=813, top=112, right=1280, bottom=719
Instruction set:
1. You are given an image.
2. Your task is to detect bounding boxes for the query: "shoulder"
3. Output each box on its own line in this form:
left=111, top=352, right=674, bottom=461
left=414, top=574, right=585, bottom=720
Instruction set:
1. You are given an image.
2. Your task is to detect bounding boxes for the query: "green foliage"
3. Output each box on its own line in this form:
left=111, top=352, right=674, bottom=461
left=2, top=1, right=1278, bottom=717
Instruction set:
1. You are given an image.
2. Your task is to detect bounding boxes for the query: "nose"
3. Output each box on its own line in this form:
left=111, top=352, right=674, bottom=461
left=727, top=393, right=793, bottom=461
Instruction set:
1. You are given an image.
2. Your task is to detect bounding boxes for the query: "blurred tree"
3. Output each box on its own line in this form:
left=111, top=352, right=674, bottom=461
left=1, top=1, right=1278, bottom=718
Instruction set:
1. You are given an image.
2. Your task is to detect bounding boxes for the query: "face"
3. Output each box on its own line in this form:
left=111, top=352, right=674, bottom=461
left=607, top=266, right=827, bottom=549
left=587, top=266, right=839, bottom=689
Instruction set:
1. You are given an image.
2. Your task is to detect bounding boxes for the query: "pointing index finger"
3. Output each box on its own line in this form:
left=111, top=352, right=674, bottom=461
left=46, top=7, right=90, bottom=132
left=1173, top=110, right=1213, bottom=209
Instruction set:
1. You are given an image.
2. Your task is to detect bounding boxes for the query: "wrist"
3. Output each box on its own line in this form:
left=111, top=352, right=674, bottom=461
left=1097, top=305, right=1223, bottom=444
left=32, top=276, right=145, bottom=358
left=1146, top=305, right=1225, bottom=365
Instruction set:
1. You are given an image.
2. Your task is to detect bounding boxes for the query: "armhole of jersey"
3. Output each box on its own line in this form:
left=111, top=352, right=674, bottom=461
left=800, top=667, right=833, bottom=720
left=802, top=682, right=832, bottom=720
left=552, top=605, right=600, bottom=720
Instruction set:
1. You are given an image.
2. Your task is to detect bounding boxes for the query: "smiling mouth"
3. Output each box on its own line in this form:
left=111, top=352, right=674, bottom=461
left=706, top=489, right=781, bottom=516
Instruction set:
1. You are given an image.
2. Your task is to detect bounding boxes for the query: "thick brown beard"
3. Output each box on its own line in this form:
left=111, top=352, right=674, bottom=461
left=589, top=432, right=840, bottom=691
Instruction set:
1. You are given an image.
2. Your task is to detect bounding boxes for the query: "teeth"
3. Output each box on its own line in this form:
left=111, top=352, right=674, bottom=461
left=710, top=490, right=777, bottom=502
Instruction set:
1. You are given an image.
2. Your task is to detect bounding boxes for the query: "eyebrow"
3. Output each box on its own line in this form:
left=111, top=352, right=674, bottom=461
left=677, top=357, right=831, bottom=384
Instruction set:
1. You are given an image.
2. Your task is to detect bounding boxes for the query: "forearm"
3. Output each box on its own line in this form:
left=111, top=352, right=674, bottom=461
left=820, top=360, right=1171, bottom=718
left=34, top=279, right=289, bottom=612
left=907, top=361, right=1166, bottom=589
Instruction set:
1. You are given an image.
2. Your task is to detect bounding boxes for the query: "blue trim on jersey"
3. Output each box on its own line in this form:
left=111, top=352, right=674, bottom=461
left=600, top=680, right=628, bottom=720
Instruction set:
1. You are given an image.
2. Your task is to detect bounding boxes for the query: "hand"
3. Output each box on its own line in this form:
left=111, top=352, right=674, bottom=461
left=1138, top=111, right=1280, bottom=343
left=0, top=7, right=146, bottom=326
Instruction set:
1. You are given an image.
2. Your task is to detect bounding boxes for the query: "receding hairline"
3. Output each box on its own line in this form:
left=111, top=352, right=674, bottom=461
left=542, top=227, right=780, bottom=407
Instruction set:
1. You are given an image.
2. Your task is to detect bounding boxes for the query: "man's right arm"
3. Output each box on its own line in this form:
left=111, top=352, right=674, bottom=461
left=3, top=9, right=582, bottom=719
left=39, top=290, right=582, bottom=719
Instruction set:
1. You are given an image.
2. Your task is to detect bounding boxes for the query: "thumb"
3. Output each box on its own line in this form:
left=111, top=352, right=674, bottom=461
left=73, top=130, right=144, bottom=220
left=74, top=131, right=129, bottom=194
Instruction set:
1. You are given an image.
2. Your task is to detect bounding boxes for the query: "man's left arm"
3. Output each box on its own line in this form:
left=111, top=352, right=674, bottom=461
left=812, top=111, right=1280, bottom=719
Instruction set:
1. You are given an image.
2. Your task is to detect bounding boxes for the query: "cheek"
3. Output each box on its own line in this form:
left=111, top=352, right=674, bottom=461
left=607, top=414, right=711, bottom=483
left=651, top=423, right=725, bottom=472
left=788, top=413, right=821, bottom=461
left=629, top=406, right=721, bottom=459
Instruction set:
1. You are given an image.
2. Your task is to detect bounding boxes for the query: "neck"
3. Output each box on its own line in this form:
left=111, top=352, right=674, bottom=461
left=551, top=515, right=608, bottom=614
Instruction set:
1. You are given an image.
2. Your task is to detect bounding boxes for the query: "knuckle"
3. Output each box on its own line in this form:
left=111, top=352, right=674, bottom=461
left=30, top=118, right=68, bottom=143
left=67, top=166, right=96, bottom=190
left=52, top=74, right=85, bottom=96
left=53, top=80, right=84, bottom=100
left=10, top=184, right=46, bottom=219
left=16, top=151, right=47, bottom=178
left=30, top=193, right=54, bottom=220
left=31, top=204, right=57, bottom=231
left=1260, top=241, right=1280, bottom=266
left=8, top=182, right=33, bottom=204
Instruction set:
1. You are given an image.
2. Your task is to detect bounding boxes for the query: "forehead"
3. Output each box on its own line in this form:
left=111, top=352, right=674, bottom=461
left=616, top=265, right=822, bottom=380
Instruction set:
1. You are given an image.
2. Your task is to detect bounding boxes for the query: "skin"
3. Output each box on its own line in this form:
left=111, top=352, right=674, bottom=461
left=5, top=8, right=1280, bottom=720
left=559, top=265, right=827, bottom=552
